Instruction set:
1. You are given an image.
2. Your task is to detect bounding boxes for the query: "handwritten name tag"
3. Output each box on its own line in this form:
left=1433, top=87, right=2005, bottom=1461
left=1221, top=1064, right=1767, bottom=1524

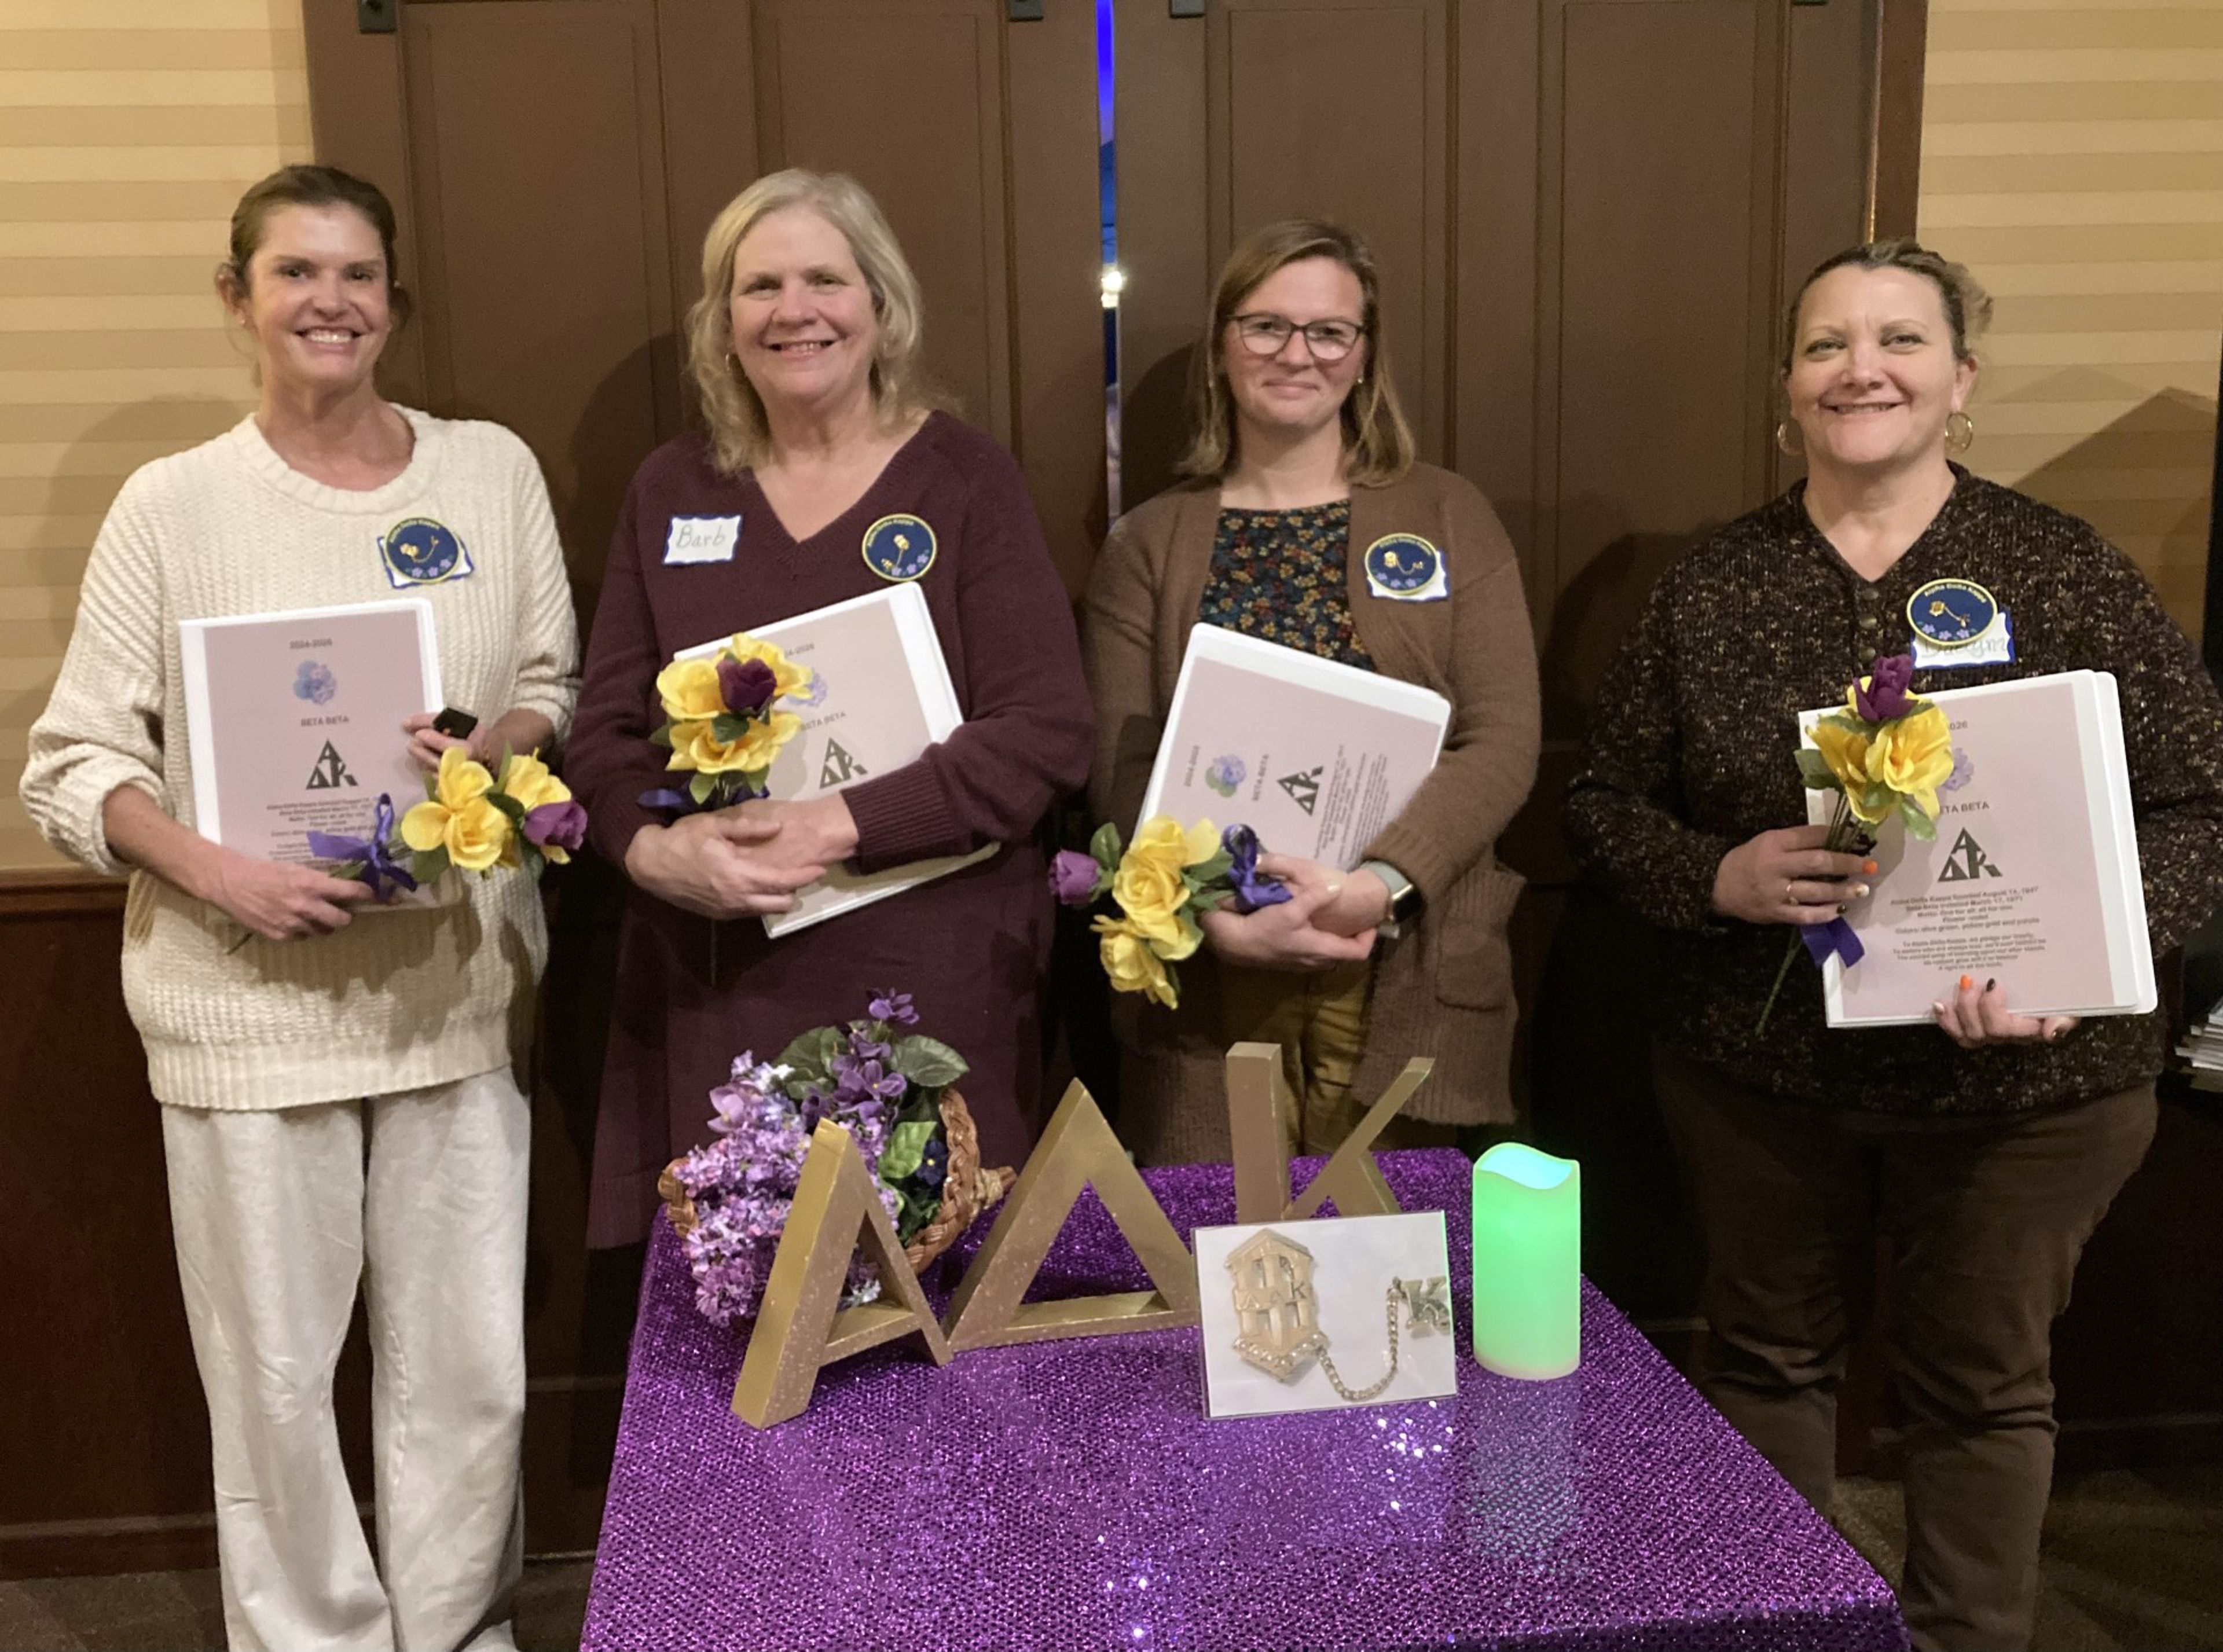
left=665, top=515, right=740, bottom=565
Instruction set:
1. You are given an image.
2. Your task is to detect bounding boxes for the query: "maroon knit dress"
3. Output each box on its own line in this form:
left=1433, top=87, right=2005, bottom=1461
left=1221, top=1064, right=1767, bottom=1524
left=567, top=414, right=1092, bottom=1245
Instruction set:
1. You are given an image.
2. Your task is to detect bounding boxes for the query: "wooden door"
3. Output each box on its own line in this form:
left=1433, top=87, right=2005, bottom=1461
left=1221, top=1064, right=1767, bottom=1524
left=303, top=0, right=1105, bottom=1556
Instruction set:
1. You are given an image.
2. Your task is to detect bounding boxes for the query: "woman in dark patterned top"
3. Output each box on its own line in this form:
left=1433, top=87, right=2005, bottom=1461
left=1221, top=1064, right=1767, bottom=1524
left=1084, top=221, right=1540, bottom=1165
left=1567, top=240, right=2223, bottom=1652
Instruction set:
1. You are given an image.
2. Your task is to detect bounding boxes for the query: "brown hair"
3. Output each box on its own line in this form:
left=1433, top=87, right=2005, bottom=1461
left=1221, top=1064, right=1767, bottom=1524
left=1177, top=219, right=1415, bottom=487
left=1781, top=237, right=1991, bottom=373
left=219, top=164, right=412, bottom=325
left=684, top=168, right=947, bottom=475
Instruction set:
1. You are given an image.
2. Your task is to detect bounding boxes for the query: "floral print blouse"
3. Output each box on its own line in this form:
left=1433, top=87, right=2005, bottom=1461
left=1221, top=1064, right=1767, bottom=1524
left=1195, top=500, right=1375, bottom=670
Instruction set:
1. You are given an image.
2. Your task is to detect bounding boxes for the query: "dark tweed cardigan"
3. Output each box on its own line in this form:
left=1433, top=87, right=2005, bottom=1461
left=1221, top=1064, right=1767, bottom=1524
left=1565, top=468, right=2223, bottom=1117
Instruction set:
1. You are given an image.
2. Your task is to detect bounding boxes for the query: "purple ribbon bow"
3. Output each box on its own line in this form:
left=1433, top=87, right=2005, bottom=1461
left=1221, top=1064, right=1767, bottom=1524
left=1799, top=916, right=1865, bottom=970
left=306, top=793, right=418, bottom=902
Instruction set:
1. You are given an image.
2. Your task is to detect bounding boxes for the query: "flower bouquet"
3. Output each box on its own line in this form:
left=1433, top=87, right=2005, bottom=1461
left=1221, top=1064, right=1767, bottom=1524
left=1050, top=817, right=1289, bottom=1009
left=1757, top=652, right=1954, bottom=1031
left=640, top=633, right=812, bottom=815
left=305, top=745, right=586, bottom=899
left=656, top=992, right=1015, bottom=1327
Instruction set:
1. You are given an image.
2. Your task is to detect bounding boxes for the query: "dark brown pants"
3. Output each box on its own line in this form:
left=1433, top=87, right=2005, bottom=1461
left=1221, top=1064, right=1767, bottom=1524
left=1653, top=1049, right=2156, bottom=1652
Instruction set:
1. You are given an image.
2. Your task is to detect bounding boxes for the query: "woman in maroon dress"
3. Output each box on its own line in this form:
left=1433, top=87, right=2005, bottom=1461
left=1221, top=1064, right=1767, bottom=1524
left=566, top=169, right=1092, bottom=1244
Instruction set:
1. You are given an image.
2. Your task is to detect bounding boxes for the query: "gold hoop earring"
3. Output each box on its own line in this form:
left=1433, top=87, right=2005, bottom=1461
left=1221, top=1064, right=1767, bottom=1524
left=1775, top=420, right=1805, bottom=458
left=1945, top=411, right=1975, bottom=454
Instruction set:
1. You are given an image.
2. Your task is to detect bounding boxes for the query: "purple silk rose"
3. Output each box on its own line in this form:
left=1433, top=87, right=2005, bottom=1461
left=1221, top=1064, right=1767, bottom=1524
left=718, top=655, right=779, bottom=717
left=1853, top=653, right=1916, bottom=722
left=523, top=798, right=588, bottom=851
left=1221, top=824, right=1292, bottom=914
left=1050, top=849, right=1103, bottom=907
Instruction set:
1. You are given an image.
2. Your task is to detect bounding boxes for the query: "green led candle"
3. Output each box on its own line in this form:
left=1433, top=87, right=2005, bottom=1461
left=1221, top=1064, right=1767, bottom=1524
left=1469, top=1143, right=1580, bottom=1379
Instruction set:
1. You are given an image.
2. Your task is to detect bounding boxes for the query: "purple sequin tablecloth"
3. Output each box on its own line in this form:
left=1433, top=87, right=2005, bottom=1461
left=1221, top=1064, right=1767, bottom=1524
left=584, top=1149, right=1905, bottom=1651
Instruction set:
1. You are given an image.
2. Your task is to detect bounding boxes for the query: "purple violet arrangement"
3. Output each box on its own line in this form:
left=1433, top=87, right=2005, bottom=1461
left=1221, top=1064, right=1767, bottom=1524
left=663, top=990, right=972, bottom=1327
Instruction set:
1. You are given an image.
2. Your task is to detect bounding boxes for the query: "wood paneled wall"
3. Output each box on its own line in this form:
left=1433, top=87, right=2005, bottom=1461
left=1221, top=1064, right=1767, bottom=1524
left=0, top=0, right=311, bottom=872
left=1918, top=0, right=2223, bottom=635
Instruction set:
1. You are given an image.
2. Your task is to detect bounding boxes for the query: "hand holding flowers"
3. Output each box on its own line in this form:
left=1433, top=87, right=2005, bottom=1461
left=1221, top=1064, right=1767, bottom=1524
left=1051, top=817, right=1294, bottom=1008
left=305, top=745, right=589, bottom=905
left=1749, top=653, right=1954, bottom=1033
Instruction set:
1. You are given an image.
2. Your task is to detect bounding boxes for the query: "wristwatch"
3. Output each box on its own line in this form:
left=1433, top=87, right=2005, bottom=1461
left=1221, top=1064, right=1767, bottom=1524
left=1358, top=858, right=1421, bottom=939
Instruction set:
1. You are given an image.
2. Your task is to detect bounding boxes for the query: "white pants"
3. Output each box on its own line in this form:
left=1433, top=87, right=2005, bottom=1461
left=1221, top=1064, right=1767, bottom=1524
left=162, top=1069, right=530, bottom=1652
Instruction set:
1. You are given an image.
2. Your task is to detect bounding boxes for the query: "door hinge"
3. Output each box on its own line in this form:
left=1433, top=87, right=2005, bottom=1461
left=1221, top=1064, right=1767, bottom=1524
left=1171, top=0, right=1205, bottom=15
left=1008, top=0, right=1043, bottom=19
left=358, top=0, right=397, bottom=32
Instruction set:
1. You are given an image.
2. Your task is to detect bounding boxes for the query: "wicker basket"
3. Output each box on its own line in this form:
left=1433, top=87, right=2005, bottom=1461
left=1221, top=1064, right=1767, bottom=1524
left=658, top=1087, right=1015, bottom=1275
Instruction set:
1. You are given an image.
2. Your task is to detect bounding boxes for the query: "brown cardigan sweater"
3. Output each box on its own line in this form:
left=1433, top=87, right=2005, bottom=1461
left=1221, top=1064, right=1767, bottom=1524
left=1082, top=463, right=1542, bottom=1159
left=1565, top=470, right=2223, bottom=1117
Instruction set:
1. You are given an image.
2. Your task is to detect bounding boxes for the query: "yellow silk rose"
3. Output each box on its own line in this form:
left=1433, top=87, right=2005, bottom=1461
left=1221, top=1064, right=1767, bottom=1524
left=1112, top=855, right=1193, bottom=956
left=1094, top=913, right=1178, bottom=1008
left=1127, top=814, right=1221, bottom=874
left=1866, top=704, right=1953, bottom=820
left=445, top=796, right=512, bottom=872
left=500, top=749, right=570, bottom=812
left=666, top=709, right=802, bottom=776
left=1807, top=720, right=1892, bottom=825
left=723, top=635, right=814, bottom=701
left=401, top=750, right=511, bottom=872
left=655, top=657, right=727, bottom=723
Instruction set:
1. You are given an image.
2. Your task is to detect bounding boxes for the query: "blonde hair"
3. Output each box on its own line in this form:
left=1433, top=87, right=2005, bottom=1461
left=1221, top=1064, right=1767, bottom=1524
left=684, top=168, right=942, bottom=473
left=1177, top=219, right=1415, bottom=487
left=1781, top=238, right=1993, bottom=373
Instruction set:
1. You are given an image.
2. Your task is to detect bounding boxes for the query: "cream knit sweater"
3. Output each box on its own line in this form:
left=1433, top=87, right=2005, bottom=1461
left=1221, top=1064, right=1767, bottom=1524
left=21, top=409, right=579, bottom=1111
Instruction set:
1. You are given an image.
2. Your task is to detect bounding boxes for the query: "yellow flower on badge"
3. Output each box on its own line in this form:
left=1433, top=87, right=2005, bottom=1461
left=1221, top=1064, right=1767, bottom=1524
left=655, top=657, right=727, bottom=724
left=401, top=750, right=510, bottom=871
left=722, top=634, right=813, bottom=701
left=1866, top=703, right=1954, bottom=820
left=1094, top=913, right=1179, bottom=1008
left=1808, top=719, right=1891, bottom=824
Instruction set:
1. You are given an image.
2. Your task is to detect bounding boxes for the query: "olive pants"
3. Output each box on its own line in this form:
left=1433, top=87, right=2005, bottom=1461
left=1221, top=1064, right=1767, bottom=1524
left=1653, top=1049, right=2155, bottom=1652
left=1219, top=959, right=1460, bottom=1157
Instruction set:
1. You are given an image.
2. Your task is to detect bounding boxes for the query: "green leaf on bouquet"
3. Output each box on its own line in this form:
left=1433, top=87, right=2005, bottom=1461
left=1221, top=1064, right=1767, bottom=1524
left=774, top=1025, right=842, bottom=1092
left=687, top=770, right=716, bottom=805
left=1185, top=849, right=1233, bottom=887
left=486, top=788, right=526, bottom=825
left=1899, top=794, right=1938, bottom=840
left=1794, top=749, right=1841, bottom=791
left=1090, top=820, right=1124, bottom=871
left=648, top=723, right=674, bottom=750
left=710, top=713, right=750, bottom=743
left=876, top=1118, right=939, bottom=1183
left=892, top=1034, right=969, bottom=1088
left=1172, top=906, right=1204, bottom=954
left=1190, top=887, right=1232, bottom=912
left=409, top=845, right=451, bottom=884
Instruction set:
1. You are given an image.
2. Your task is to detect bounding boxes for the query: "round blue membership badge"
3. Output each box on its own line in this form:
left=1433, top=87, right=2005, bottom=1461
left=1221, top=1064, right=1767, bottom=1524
left=860, top=513, right=937, bottom=582
left=1905, top=577, right=2000, bottom=649
left=379, top=516, right=472, bottom=587
left=1363, top=533, right=1442, bottom=597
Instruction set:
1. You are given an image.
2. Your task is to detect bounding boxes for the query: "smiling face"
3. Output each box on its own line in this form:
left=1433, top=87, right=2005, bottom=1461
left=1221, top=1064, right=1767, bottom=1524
left=1785, top=263, right=1975, bottom=479
left=1219, top=256, right=1369, bottom=448
left=223, top=203, right=393, bottom=397
left=727, top=204, right=881, bottom=421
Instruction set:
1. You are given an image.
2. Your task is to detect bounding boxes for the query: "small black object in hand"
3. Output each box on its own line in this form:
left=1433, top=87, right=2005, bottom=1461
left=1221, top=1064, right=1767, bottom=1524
left=432, top=707, right=479, bottom=739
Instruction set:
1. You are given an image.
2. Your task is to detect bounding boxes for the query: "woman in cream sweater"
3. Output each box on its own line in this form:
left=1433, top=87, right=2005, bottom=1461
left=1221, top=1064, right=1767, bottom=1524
left=21, top=166, right=577, bottom=1652
left=1084, top=220, right=1540, bottom=1165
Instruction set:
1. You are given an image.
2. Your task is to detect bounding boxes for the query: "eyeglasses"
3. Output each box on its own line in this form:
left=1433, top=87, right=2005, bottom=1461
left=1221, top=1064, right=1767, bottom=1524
left=1230, top=312, right=1364, bottom=363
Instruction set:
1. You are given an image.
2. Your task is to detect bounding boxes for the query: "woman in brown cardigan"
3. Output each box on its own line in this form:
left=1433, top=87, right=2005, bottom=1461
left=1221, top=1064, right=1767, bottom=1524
left=1083, top=220, right=1540, bottom=1165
